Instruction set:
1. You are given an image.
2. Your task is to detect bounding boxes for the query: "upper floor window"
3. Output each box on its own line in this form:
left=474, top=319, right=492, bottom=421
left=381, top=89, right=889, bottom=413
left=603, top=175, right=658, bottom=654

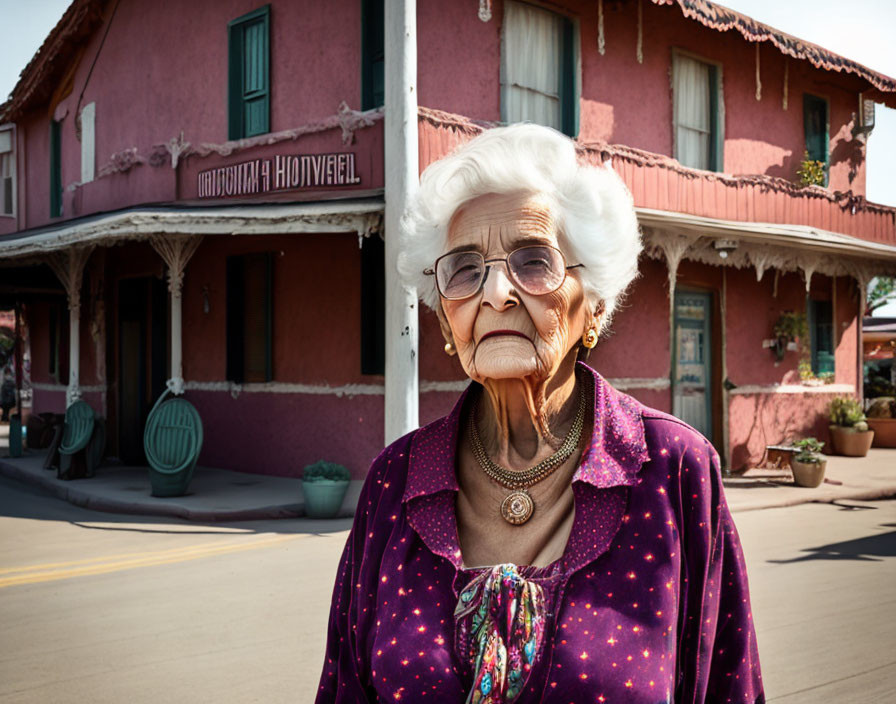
left=501, top=1, right=577, bottom=137
left=361, top=0, right=384, bottom=110
left=50, top=120, right=62, bottom=218
left=0, top=127, right=14, bottom=217
left=228, top=5, right=271, bottom=140
left=803, top=93, right=829, bottom=185
left=672, top=52, right=723, bottom=172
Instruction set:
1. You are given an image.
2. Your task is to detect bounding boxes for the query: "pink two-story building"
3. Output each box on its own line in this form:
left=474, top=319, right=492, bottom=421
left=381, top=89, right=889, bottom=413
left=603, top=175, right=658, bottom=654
left=1, top=0, right=895, bottom=483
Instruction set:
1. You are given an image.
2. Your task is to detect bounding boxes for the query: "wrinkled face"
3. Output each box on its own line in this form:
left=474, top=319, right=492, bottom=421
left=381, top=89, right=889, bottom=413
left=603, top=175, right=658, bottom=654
left=439, top=191, right=592, bottom=384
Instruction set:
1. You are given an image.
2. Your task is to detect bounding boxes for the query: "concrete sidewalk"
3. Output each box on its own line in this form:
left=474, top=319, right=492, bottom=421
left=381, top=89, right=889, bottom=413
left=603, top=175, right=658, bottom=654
left=722, top=448, right=896, bottom=511
left=0, top=423, right=893, bottom=520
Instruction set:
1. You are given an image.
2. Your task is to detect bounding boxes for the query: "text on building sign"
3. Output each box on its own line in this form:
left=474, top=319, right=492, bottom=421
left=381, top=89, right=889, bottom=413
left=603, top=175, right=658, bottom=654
left=197, top=152, right=361, bottom=198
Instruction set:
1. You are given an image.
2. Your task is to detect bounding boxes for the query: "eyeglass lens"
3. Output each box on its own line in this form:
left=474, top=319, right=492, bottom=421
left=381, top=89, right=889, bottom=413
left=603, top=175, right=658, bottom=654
left=436, top=246, right=567, bottom=299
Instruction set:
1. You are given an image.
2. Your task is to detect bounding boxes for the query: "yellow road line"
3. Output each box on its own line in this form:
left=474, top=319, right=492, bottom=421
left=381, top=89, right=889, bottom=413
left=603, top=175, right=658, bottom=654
left=0, top=534, right=297, bottom=589
left=0, top=537, right=258, bottom=575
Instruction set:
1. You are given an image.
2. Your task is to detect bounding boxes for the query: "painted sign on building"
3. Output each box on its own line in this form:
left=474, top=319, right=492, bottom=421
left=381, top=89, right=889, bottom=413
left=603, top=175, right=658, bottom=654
left=197, top=152, right=361, bottom=198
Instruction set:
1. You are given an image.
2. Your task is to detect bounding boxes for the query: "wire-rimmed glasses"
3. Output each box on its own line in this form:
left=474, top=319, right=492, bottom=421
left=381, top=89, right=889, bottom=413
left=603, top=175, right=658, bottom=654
left=424, top=245, right=583, bottom=301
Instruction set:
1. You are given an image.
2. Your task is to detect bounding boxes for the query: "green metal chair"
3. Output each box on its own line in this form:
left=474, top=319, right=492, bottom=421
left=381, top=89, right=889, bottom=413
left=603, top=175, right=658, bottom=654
left=58, top=401, right=96, bottom=479
left=144, top=391, right=204, bottom=497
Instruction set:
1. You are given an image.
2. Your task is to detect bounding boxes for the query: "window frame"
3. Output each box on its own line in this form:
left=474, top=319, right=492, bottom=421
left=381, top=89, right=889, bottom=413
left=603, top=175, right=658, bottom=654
left=671, top=48, right=725, bottom=173
left=499, top=0, right=580, bottom=138
left=0, top=124, right=16, bottom=219
left=803, top=92, right=830, bottom=186
left=228, top=5, right=272, bottom=141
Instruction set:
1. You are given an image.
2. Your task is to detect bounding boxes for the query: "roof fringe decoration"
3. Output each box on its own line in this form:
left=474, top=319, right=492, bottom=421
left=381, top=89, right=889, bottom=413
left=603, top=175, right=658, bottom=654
left=637, top=0, right=644, bottom=64
left=478, top=0, right=492, bottom=22
left=649, top=0, right=896, bottom=100
left=598, top=0, right=606, bottom=55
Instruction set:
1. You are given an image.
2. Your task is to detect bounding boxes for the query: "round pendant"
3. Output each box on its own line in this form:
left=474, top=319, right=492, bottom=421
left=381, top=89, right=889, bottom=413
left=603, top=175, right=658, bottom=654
left=501, top=490, right=534, bottom=525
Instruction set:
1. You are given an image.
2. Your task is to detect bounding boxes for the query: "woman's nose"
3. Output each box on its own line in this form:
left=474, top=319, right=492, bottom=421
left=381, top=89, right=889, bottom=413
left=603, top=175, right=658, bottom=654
left=481, top=263, right=518, bottom=311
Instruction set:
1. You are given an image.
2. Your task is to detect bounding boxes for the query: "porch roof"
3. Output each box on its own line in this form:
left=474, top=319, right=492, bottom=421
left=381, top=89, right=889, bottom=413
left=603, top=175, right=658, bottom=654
left=0, top=199, right=384, bottom=260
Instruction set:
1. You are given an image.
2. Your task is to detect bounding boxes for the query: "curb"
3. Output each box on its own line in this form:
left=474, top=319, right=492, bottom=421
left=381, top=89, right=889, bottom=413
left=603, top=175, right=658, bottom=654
left=0, top=457, right=303, bottom=522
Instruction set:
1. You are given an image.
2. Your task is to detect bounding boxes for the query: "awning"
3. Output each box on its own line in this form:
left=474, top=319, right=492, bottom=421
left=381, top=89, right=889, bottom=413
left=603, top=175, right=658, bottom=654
left=0, top=199, right=384, bottom=260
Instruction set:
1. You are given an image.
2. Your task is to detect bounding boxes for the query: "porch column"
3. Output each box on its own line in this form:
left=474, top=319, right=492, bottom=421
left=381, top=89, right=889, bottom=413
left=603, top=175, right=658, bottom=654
left=383, top=0, right=419, bottom=444
left=48, top=246, right=94, bottom=408
left=150, top=235, right=204, bottom=396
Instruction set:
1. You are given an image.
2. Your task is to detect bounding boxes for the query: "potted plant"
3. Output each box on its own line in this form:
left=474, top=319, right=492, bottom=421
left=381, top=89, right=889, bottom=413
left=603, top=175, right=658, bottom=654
left=791, top=437, right=827, bottom=488
left=796, top=151, right=826, bottom=187
left=301, top=460, right=351, bottom=518
left=866, top=397, right=896, bottom=448
left=828, top=397, right=875, bottom=457
left=772, top=311, right=807, bottom=362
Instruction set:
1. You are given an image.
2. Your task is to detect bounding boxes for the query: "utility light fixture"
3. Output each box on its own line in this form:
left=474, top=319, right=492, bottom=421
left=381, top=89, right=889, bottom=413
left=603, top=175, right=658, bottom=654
left=714, top=239, right=739, bottom=259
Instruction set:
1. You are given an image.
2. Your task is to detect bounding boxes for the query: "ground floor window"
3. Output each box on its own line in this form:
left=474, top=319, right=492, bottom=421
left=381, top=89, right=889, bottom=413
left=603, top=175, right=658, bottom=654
left=808, top=298, right=834, bottom=375
left=360, top=235, right=385, bottom=375
left=226, top=253, right=273, bottom=383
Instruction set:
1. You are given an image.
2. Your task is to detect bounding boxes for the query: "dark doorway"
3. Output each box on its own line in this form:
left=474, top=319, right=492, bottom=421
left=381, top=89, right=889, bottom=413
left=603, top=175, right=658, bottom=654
left=117, top=277, right=167, bottom=465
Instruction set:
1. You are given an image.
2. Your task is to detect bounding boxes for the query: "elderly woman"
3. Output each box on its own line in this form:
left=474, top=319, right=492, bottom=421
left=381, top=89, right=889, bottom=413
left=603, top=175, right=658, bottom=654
left=316, top=124, right=763, bottom=703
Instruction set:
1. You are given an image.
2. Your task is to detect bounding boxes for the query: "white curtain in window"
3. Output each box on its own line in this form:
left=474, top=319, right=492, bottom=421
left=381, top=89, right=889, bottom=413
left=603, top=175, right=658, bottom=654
left=674, top=55, right=711, bottom=170
left=502, top=1, right=562, bottom=130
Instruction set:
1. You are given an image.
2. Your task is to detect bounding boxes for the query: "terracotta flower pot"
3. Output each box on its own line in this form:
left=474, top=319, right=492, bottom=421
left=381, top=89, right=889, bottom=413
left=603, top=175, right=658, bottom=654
left=867, top=418, right=896, bottom=448
left=791, top=458, right=827, bottom=488
left=828, top=426, right=875, bottom=457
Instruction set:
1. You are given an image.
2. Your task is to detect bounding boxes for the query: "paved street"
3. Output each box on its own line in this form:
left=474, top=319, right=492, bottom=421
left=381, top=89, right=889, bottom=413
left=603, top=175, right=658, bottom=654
left=0, top=473, right=894, bottom=703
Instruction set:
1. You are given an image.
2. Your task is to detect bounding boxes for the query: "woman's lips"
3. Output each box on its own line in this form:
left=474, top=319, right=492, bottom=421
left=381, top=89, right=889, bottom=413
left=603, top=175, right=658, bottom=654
left=479, top=330, right=530, bottom=342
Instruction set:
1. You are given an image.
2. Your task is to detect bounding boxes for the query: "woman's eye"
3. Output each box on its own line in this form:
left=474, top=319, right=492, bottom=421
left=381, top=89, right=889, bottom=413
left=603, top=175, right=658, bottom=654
left=449, top=265, right=481, bottom=283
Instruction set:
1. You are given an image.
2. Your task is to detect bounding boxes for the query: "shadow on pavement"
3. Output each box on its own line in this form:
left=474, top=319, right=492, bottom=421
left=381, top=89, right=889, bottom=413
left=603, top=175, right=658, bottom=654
left=769, top=528, right=896, bottom=564
left=0, top=474, right=353, bottom=536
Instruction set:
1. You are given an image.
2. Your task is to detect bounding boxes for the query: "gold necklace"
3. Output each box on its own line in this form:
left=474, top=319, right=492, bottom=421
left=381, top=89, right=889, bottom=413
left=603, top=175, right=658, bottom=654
left=469, top=379, right=587, bottom=525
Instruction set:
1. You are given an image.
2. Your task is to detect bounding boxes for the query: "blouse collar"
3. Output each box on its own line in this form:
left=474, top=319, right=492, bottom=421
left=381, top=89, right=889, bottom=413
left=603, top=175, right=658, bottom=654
left=402, top=362, right=649, bottom=504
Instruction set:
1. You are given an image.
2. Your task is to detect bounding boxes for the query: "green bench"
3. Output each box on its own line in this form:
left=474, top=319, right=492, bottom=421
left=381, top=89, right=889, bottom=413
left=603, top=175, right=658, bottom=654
left=144, top=391, right=204, bottom=497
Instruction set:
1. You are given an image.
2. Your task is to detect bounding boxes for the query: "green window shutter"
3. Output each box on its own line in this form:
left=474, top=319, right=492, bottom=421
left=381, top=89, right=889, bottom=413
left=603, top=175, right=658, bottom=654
left=809, top=299, right=834, bottom=375
left=360, top=235, right=385, bottom=375
left=560, top=16, right=577, bottom=138
left=708, top=64, right=721, bottom=172
left=228, top=6, right=271, bottom=140
left=49, top=120, right=62, bottom=217
left=361, top=0, right=385, bottom=110
left=803, top=94, right=828, bottom=165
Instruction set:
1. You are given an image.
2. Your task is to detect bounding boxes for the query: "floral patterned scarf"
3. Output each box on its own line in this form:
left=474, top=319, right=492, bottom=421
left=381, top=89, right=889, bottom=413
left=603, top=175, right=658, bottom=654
left=454, top=564, right=550, bottom=703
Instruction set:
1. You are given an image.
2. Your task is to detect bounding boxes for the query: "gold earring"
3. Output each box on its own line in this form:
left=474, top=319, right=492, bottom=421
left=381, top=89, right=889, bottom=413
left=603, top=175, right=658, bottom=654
left=582, top=328, right=598, bottom=349
left=444, top=342, right=456, bottom=356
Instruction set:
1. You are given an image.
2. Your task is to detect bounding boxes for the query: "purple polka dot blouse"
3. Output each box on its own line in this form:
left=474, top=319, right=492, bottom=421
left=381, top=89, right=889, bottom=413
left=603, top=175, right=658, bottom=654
left=316, top=364, right=763, bottom=703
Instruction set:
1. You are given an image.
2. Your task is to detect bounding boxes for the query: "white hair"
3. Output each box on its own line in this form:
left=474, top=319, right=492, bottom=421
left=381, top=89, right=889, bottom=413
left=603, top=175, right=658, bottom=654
left=398, top=123, right=642, bottom=325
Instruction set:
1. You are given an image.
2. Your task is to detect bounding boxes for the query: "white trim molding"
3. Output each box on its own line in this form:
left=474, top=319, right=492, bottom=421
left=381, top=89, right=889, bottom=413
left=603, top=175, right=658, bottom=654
left=607, top=377, right=672, bottom=391
left=728, top=383, right=855, bottom=396
left=31, top=383, right=107, bottom=393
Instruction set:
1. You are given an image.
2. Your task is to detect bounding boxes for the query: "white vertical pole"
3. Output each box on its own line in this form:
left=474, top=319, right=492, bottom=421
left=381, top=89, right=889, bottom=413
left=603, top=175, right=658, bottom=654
left=383, top=0, right=419, bottom=444
left=171, top=285, right=183, bottom=393
left=68, top=303, right=80, bottom=408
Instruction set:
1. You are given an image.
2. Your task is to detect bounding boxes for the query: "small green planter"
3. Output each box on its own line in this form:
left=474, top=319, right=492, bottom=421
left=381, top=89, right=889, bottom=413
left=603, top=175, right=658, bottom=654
left=301, top=461, right=351, bottom=518
left=302, top=479, right=350, bottom=518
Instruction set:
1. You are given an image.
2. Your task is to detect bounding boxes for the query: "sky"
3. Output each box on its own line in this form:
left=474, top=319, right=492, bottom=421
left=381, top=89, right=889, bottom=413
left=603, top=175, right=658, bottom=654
left=1, top=0, right=895, bottom=314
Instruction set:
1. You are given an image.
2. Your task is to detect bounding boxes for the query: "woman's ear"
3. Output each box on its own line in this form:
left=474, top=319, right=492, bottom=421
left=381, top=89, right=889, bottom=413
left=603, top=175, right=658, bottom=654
left=436, top=304, right=455, bottom=350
